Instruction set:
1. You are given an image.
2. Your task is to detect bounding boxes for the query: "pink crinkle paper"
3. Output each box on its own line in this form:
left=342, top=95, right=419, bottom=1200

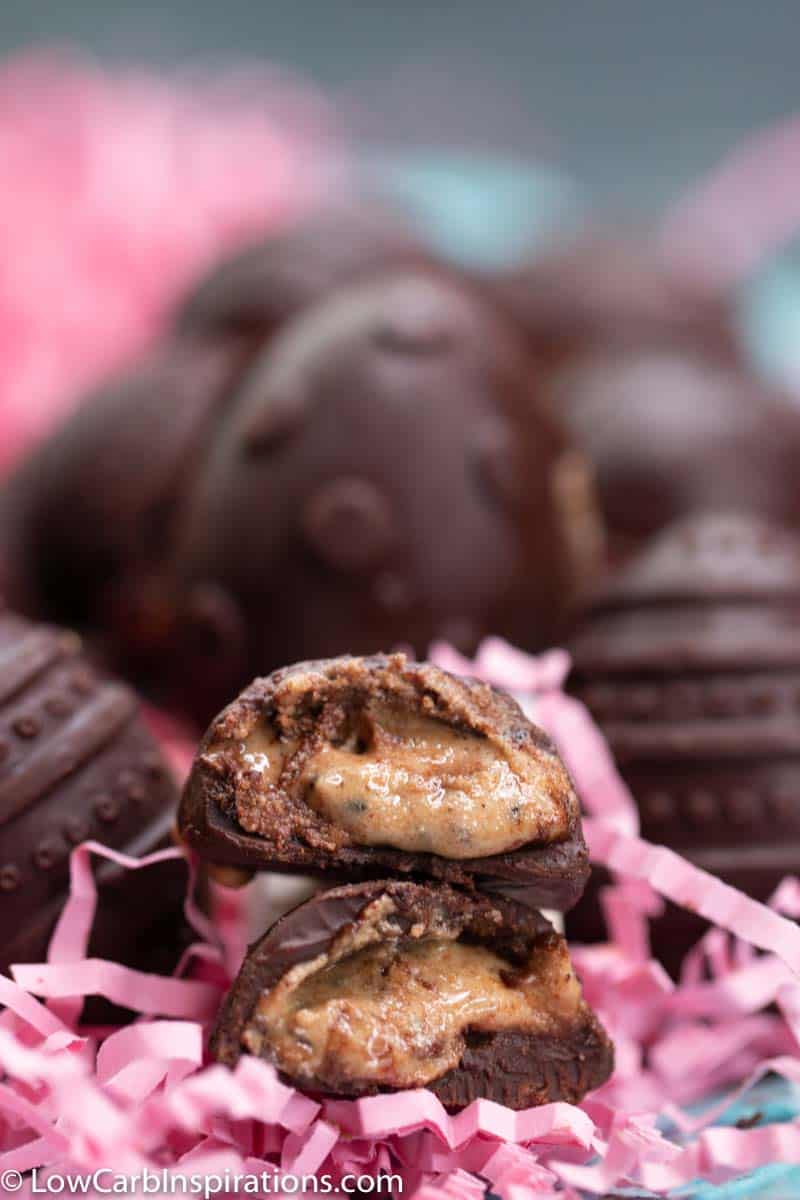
left=0, top=49, right=335, bottom=475
left=3, top=643, right=800, bottom=1195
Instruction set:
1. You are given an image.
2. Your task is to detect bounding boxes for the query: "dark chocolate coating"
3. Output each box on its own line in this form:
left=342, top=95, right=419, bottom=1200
left=169, top=269, right=601, bottom=722
left=553, top=347, right=800, bottom=563
left=2, top=268, right=600, bottom=727
left=212, top=878, right=613, bottom=1109
left=490, top=231, right=737, bottom=370
left=567, top=512, right=800, bottom=973
left=179, top=653, right=590, bottom=910
left=0, top=335, right=245, bottom=663
left=0, top=609, right=188, bottom=982
left=491, top=231, right=800, bottom=563
left=175, top=200, right=431, bottom=340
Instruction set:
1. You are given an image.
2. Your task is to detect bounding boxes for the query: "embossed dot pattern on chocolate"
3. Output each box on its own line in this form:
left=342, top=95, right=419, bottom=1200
left=13, top=716, right=41, bottom=739
left=94, top=794, right=121, bottom=823
left=568, top=512, right=800, bottom=968
left=0, top=608, right=183, bottom=975
left=33, top=838, right=63, bottom=870
left=0, top=864, right=21, bottom=891
left=166, top=269, right=599, bottom=724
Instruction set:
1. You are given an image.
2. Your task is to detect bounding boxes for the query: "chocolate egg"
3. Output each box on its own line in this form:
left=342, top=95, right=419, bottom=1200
left=553, top=347, right=800, bottom=563
left=175, top=199, right=431, bottom=342
left=212, top=878, right=613, bottom=1109
left=566, top=512, right=800, bottom=972
left=0, top=335, right=245, bottom=647
left=490, top=232, right=800, bottom=563
left=0, top=608, right=187, bottom=982
left=491, top=231, right=737, bottom=370
left=168, top=270, right=603, bottom=722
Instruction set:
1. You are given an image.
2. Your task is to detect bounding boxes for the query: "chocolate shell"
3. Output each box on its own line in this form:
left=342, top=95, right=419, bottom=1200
left=553, top=346, right=800, bottom=563
left=179, top=654, right=590, bottom=910
left=0, top=609, right=187, bottom=980
left=2, top=266, right=601, bottom=727
left=168, top=269, right=602, bottom=722
left=490, top=231, right=737, bottom=370
left=212, top=878, right=613, bottom=1109
left=0, top=335, right=245, bottom=661
left=175, top=199, right=431, bottom=341
left=567, top=512, right=800, bottom=971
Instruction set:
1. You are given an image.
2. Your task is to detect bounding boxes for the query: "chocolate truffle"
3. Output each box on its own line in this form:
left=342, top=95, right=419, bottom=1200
left=491, top=231, right=737, bottom=370
left=566, top=512, right=800, bottom=972
left=175, top=199, right=431, bottom=342
left=179, top=653, right=589, bottom=910
left=212, top=878, right=613, bottom=1108
left=553, top=347, right=800, bottom=563
left=0, top=334, right=245, bottom=653
left=0, top=608, right=187, bottom=979
left=169, top=269, right=602, bottom=720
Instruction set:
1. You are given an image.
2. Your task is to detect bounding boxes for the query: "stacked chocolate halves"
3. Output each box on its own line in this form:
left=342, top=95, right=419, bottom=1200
left=179, top=652, right=612, bottom=1110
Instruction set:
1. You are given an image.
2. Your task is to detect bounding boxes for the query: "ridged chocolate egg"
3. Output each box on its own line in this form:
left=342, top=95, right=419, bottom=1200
left=0, top=609, right=186, bottom=980
left=567, top=512, right=800, bottom=971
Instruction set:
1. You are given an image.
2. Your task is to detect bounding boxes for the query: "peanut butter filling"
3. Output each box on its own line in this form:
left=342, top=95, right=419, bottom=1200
left=224, top=702, right=568, bottom=858
left=242, top=917, right=582, bottom=1090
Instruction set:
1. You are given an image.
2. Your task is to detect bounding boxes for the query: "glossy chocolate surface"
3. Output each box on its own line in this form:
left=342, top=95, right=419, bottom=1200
left=170, top=269, right=601, bottom=721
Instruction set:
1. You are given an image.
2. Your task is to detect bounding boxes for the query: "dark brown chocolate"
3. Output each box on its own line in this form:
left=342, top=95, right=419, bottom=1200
left=212, top=878, right=613, bottom=1109
left=0, top=608, right=188, bottom=984
left=567, top=512, right=800, bottom=973
left=2, top=266, right=601, bottom=728
left=490, top=230, right=737, bottom=370
left=168, top=269, right=602, bottom=722
left=175, top=199, right=432, bottom=340
left=0, top=335, right=245, bottom=661
left=179, top=653, right=590, bottom=910
left=490, top=230, right=800, bottom=563
left=553, top=346, right=800, bottom=563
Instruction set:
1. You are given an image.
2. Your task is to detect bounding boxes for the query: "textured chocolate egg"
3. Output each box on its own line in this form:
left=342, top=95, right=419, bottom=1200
left=566, top=512, right=800, bottom=972
left=167, top=269, right=603, bottom=722
left=0, top=608, right=187, bottom=981
left=175, top=199, right=431, bottom=342
left=491, top=232, right=800, bottom=563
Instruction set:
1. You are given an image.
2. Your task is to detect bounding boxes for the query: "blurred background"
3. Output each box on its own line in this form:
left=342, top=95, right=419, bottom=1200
left=2, top=0, right=799, bottom=211
left=3, top=1, right=800, bottom=394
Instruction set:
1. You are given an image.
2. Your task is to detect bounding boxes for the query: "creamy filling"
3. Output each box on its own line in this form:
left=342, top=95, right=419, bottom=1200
left=228, top=703, right=566, bottom=858
left=242, top=928, right=581, bottom=1090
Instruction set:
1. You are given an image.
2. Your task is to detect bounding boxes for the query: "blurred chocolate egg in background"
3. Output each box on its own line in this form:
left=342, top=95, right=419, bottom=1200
left=553, top=342, right=800, bottom=564
left=567, top=512, right=800, bottom=972
left=160, top=268, right=602, bottom=722
left=489, top=231, right=739, bottom=370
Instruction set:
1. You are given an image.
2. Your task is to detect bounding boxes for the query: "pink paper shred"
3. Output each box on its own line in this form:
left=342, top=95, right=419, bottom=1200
left=0, top=48, right=335, bottom=475
left=0, top=644, right=798, bottom=1195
